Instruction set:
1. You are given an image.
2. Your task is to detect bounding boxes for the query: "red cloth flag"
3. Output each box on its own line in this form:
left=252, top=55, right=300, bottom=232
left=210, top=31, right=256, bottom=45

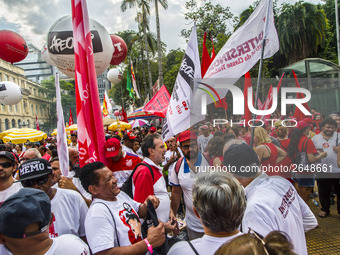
left=244, top=72, right=252, bottom=126
left=71, top=0, right=107, bottom=167
left=214, top=96, right=228, bottom=109
left=257, top=98, right=263, bottom=110
left=35, top=114, right=40, bottom=130
left=292, top=70, right=310, bottom=120
left=69, top=108, right=74, bottom=126
left=211, top=36, right=216, bottom=61
left=144, top=85, right=171, bottom=118
left=121, top=106, right=128, bottom=123
left=201, top=32, right=211, bottom=77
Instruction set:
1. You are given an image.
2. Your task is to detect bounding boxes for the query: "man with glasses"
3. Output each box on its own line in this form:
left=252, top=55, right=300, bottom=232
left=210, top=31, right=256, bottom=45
left=0, top=151, right=22, bottom=206
left=312, top=117, right=340, bottom=218
left=170, top=130, right=210, bottom=240
left=18, top=158, right=88, bottom=242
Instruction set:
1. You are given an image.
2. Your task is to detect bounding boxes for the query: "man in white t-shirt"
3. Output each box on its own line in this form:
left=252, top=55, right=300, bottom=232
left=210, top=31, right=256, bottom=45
left=170, top=130, right=210, bottom=240
left=18, top=158, right=88, bottom=242
left=197, top=125, right=213, bottom=152
left=79, top=162, right=165, bottom=254
left=0, top=188, right=89, bottom=255
left=223, top=142, right=318, bottom=255
left=163, top=136, right=183, bottom=185
left=168, top=172, right=245, bottom=255
left=0, top=151, right=22, bottom=206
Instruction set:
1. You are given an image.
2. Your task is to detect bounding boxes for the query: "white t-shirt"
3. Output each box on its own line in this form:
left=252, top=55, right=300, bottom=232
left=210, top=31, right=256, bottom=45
left=122, top=145, right=137, bottom=156
left=0, top=181, right=22, bottom=206
left=170, top=153, right=210, bottom=233
left=312, top=132, right=340, bottom=173
left=168, top=232, right=243, bottom=255
left=242, top=173, right=318, bottom=255
left=197, top=134, right=213, bottom=152
left=49, top=189, right=88, bottom=238
left=85, top=192, right=142, bottom=254
left=163, top=149, right=184, bottom=185
left=0, top=234, right=89, bottom=255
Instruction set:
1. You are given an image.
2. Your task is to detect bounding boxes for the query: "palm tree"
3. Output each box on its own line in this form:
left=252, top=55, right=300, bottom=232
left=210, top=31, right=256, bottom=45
left=121, top=0, right=154, bottom=97
left=276, top=2, right=327, bottom=64
left=152, top=0, right=168, bottom=87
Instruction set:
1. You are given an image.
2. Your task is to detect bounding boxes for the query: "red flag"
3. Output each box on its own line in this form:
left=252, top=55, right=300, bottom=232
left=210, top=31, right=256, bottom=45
left=257, top=98, right=263, bottom=110
left=69, top=108, right=74, bottom=126
left=121, top=106, right=128, bottom=123
left=292, top=70, right=310, bottom=120
left=244, top=72, right=252, bottom=126
left=211, top=36, right=216, bottom=61
left=144, top=85, right=171, bottom=118
left=214, top=96, right=228, bottom=109
left=201, top=32, right=211, bottom=77
left=35, top=113, right=40, bottom=130
left=71, top=0, right=107, bottom=167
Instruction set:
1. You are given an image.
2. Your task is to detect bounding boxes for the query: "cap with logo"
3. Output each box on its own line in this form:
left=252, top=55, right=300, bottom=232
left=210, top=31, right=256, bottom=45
left=123, top=132, right=137, bottom=141
left=104, top=138, right=121, bottom=158
left=0, top=151, right=15, bottom=163
left=0, top=188, right=52, bottom=238
left=19, top=158, right=53, bottom=181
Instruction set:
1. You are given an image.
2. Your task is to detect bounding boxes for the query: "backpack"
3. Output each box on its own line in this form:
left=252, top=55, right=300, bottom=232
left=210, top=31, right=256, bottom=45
left=120, top=163, right=154, bottom=199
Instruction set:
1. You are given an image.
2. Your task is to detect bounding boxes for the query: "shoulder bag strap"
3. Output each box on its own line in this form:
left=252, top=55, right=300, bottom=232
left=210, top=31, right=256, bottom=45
left=187, top=240, right=199, bottom=255
left=94, top=202, right=120, bottom=247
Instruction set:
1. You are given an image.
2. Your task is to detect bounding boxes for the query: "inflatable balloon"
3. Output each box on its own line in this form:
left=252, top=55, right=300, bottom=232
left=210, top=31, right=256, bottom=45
left=110, top=35, right=128, bottom=65
left=114, top=110, right=120, bottom=117
left=107, top=68, right=123, bottom=84
left=41, top=43, right=55, bottom=66
left=47, top=16, right=113, bottom=78
left=0, top=81, right=23, bottom=105
left=0, top=30, right=28, bottom=64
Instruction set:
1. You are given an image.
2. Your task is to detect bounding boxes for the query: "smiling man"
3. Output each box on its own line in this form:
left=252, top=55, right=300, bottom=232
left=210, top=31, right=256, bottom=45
left=132, top=134, right=177, bottom=234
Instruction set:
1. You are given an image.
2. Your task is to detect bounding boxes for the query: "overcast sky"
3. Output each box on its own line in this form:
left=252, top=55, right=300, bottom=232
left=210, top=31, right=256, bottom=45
left=0, top=0, right=321, bottom=52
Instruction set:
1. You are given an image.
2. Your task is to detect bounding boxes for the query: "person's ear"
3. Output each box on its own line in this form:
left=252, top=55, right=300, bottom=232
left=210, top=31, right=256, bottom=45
left=88, top=185, right=98, bottom=196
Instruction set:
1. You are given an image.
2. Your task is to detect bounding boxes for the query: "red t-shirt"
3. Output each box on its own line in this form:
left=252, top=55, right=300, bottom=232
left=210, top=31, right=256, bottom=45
left=277, top=138, right=290, bottom=152
left=297, top=135, right=317, bottom=154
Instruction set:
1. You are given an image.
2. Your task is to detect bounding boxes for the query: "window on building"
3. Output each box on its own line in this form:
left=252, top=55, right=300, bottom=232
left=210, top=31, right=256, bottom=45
left=31, top=104, right=34, bottom=115
left=4, top=75, right=8, bottom=81
left=12, top=119, right=16, bottom=128
left=5, top=119, right=9, bottom=130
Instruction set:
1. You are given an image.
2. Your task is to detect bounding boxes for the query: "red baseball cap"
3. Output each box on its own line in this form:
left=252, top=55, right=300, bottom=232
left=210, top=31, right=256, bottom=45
left=104, top=138, right=121, bottom=158
left=296, top=121, right=310, bottom=130
left=123, top=132, right=137, bottom=140
left=150, top=127, right=156, bottom=133
left=178, top=130, right=197, bottom=143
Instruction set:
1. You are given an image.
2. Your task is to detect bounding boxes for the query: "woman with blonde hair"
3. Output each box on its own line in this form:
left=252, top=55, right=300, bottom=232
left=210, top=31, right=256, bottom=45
left=254, top=127, right=287, bottom=176
left=215, top=230, right=296, bottom=255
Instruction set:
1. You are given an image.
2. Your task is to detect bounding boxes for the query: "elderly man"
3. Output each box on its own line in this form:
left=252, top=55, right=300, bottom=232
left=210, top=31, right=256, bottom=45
left=0, top=188, right=89, bottom=255
left=18, top=158, right=88, bottom=240
left=21, top=148, right=41, bottom=162
left=79, top=161, right=165, bottom=254
left=223, top=142, right=318, bottom=255
left=168, top=172, right=245, bottom=255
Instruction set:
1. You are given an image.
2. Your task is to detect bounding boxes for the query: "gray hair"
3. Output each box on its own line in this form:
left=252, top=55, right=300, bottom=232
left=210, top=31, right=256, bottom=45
left=192, top=172, right=246, bottom=233
left=26, top=148, right=42, bottom=158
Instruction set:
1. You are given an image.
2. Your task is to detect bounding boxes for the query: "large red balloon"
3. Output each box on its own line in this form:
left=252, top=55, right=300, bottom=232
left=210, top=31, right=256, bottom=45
left=0, top=30, right=28, bottom=64
left=110, top=35, right=128, bottom=65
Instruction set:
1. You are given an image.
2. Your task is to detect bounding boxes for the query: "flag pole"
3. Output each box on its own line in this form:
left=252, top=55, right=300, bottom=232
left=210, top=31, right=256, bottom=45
left=250, top=0, right=272, bottom=148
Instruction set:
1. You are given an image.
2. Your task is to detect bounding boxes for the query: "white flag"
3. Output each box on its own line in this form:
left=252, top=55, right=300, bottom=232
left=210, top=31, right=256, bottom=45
left=55, top=73, right=69, bottom=177
left=162, top=23, right=201, bottom=142
left=204, top=0, right=278, bottom=79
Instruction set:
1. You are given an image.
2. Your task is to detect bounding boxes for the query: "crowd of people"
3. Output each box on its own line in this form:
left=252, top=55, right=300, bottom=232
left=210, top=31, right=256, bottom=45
left=0, top=109, right=339, bottom=255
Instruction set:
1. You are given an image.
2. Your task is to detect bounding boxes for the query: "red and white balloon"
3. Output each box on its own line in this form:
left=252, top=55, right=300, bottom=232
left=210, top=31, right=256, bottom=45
left=0, top=30, right=28, bottom=64
left=107, top=68, right=123, bottom=84
left=110, top=35, right=128, bottom=65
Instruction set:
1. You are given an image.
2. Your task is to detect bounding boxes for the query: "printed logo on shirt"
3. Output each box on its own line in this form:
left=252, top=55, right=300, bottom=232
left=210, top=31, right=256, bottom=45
left=119, top=202, right=142, bottom=244
left=322, top=143, right=329, bottom=148
left=126, top=159, right=133, bottom=167
left=278, top=187, right=296, bottom=218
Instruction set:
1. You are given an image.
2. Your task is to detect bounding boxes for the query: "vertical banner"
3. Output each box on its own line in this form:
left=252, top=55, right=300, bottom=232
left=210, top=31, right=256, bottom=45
left=162, top=23, right=201, bottom=142
left=35, top=114, right=40, bottom=130
left=55, top=73, right=69, bottom=177
left=71, top=0, right=107, bottom=167
left=130, top=60, right=140, bottom=99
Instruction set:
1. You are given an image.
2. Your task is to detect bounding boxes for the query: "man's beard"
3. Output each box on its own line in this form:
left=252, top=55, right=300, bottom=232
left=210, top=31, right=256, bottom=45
left=185, top=150, right=198, bottom=160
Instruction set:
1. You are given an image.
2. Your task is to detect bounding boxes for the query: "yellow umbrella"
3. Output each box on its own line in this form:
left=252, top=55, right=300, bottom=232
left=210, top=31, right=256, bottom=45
left=108, top=121, right=131, bottom=131
left=51, top=126, right=70, bottom=136
left=2, top=128, right=47, bottom=144
left=68, top=124, right=77, bottom=131
left=0, top=128, right=20, bottom=139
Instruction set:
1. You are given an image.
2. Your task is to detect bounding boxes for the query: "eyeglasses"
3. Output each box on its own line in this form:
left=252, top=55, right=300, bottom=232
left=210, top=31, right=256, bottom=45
left=0, top=162, right=13, bottom=168
left=181, top=143, right=198, bottom=150
left=21, top=175, right=50, bottom=187
left=248, top=228, right=269, bottom=255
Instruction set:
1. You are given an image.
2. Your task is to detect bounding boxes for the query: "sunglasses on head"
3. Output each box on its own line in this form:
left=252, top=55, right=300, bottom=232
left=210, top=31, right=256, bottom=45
left=0, top=162, right=13, bottom=168
left=21, top=175, right=50, bottom=187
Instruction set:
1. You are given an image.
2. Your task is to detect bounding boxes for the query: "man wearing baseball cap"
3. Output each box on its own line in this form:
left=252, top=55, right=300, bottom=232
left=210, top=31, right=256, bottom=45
left=18, top=158, right=88, bottom=241
left=0, top=151, right=22, bottom=206
left=223, top=142, right=318, bottom=255
left=170, top=130, right=210, bottom=240
left=0, top=188, right=89, bottom=255
left=122, top=132, right=138, bottom=156
left=104, top=138, right=141, bottom=187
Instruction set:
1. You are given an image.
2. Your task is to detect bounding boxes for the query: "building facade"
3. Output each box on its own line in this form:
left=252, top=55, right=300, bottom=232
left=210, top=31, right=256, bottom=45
left=0, top=59, right=51, bottom=133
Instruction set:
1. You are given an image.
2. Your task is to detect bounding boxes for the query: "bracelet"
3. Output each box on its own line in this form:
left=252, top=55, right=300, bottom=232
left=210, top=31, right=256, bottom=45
left=144, top=238, right=153, bottom=254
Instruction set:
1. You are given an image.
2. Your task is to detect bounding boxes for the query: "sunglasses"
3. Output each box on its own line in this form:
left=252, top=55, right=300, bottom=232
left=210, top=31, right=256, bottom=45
left=181, top=143, right=198, bottom=150
left=21, top=175, right=50, bottom=187
left=0, top=162, right=13, bottom=168
left=248, top=228, right=269, bottom=255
